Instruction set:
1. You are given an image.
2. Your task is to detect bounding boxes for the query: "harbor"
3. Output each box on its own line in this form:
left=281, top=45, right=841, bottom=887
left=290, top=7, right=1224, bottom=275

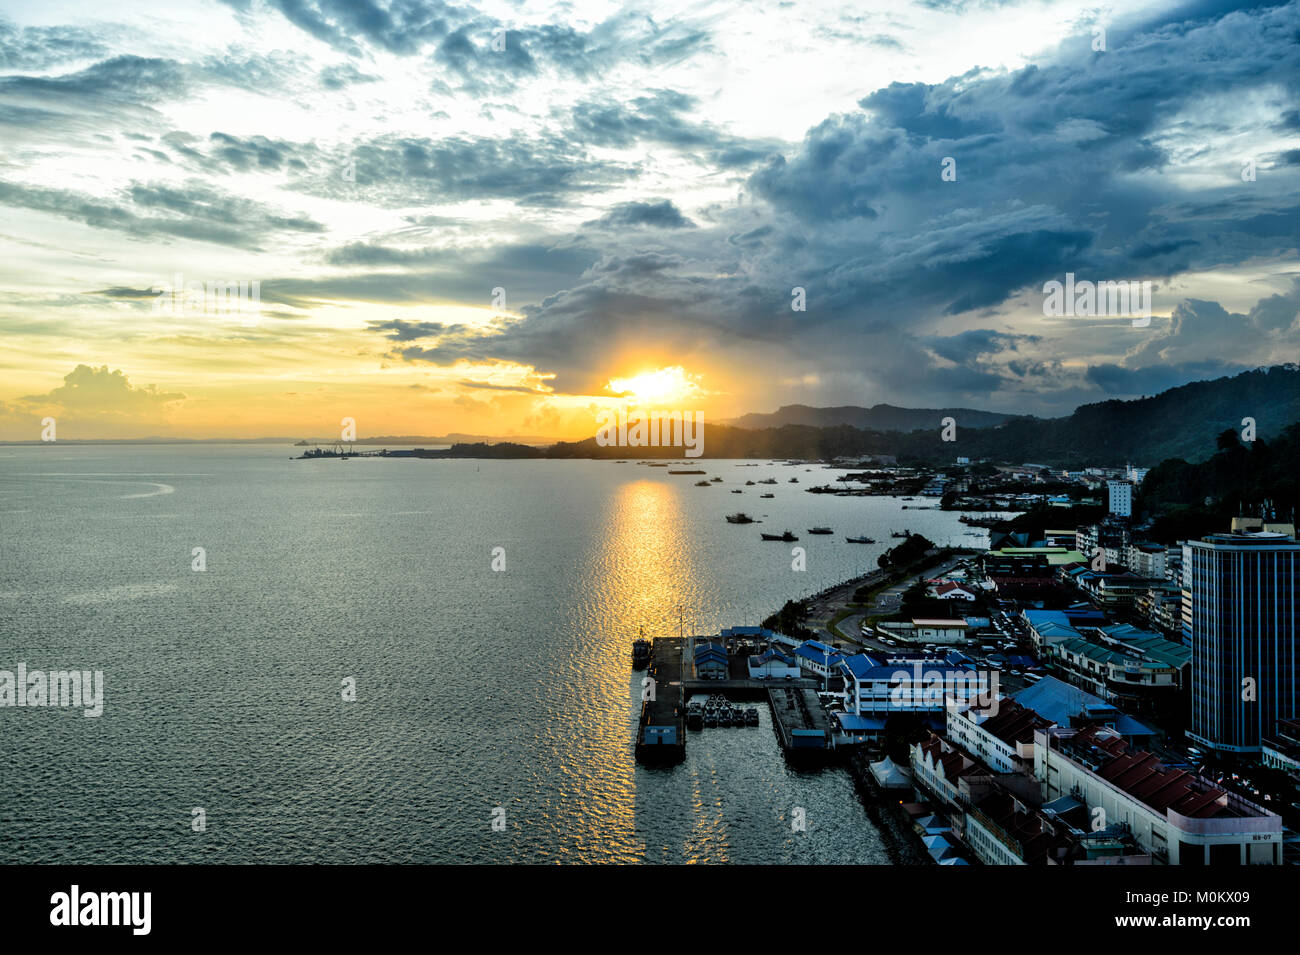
left=634, top=630, right=827, bottom=766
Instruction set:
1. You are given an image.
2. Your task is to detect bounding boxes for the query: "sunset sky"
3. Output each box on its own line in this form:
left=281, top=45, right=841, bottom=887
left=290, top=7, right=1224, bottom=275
left=1, top=0, right=1297, bottom=440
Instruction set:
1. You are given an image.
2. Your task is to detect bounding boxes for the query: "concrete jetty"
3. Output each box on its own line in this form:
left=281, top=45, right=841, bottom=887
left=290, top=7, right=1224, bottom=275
left=635, top=637, right=686, bottom=764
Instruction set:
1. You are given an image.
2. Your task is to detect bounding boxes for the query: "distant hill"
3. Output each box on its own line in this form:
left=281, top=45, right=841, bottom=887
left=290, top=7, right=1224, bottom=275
left=912, top=364, right=1300, bottom=467
left=721, top=403, right=1026, bottom=432
left=542, top=365, right=1300, bottom=467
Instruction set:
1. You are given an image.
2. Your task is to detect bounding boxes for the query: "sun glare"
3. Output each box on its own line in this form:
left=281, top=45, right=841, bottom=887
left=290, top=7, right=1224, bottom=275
left=607, top=366, right=701, bottom=405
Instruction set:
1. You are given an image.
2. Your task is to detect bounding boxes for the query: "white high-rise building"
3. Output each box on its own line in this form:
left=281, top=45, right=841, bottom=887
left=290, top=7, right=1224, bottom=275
left=1107, top=480, right=1132, bottom=518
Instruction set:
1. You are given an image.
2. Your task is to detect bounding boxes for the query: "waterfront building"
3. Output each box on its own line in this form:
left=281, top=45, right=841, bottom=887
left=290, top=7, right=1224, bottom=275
left=836, top=651, right=986, bottom=719
left=1034, top=724, right=1281, bottom=864
left=792, top=640, right=844, bottom=681
left=966, top=788, right=1151, bottom=865
left=693, top=642, right=728, bottom=680
left=747, top=648, right=800, bottom=680
left=946, top=697, right=1053, bottom=774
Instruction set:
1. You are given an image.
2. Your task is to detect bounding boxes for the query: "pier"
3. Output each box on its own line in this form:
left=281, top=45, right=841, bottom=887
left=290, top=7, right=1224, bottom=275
left=767, top=684, right=832, bottom=764
left=634, top=637, right=686, bottom=765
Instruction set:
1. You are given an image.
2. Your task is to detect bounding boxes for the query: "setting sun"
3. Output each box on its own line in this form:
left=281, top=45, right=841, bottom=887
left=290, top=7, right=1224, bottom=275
left=607, top=366, right=703, bottom=406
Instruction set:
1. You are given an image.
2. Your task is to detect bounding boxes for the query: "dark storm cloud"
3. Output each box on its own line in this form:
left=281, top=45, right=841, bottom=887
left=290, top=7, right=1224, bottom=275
left=310, top=132, right=637, bottom=206
left=566, top=89, right=780, bottom=168
left=456, top=379, right=545, bottom=393
left=1084, top=360, right=1249, bottom=395
left=584, top=199, right=696, bottom=230
left=368, top=319, right=451, bottom=341
left=925, top=329, right=1038, bottom=364
left=263, top=242, right=598, bottom=309
left=0, top=178, right=324, bottom=249
left=360, top=0, right=1300, bottom=409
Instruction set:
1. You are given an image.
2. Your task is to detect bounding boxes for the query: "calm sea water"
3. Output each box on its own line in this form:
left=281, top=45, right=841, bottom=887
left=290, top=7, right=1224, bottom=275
left=0, top=445, right=978, bottom=864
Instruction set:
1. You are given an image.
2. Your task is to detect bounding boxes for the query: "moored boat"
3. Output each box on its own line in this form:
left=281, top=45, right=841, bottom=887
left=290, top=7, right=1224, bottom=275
left=632, top=636, right=652, bottom=669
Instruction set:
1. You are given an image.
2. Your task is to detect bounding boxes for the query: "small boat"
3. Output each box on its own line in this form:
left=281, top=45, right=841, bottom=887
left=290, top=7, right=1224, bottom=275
left=695, top=480, right=711, bottom=487
left=725, top=513, right=755, bottom=524
left=668, top=469, right=706, bottom=475
left=846, top=536, right=876, bottom=544
left=759, top=478, right=777, bottom=485
left=761, top=531, right=798, bottom=542
left=686, top=705, right=704, bottom=730
left=807, top=527, right=833, bottom=535
left=745, top=481, right=755, bottom=486
left=711, top=477, right=722, bottom=482
left=891, top=530, right=908, bottom=538
left=788, top=477, right=798, bottom=483
left=732, top=489, right=743, bottom=494
left=632, top=636, right=652, bottom=669
left=760, top=493, right=774, bottom=499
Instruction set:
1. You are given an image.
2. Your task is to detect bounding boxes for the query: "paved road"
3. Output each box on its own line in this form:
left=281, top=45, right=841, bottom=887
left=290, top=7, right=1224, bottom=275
left=808, top=554, right=969, bottom=648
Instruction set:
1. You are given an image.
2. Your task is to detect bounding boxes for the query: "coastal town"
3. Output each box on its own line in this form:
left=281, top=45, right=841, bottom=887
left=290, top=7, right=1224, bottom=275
left=635, top=456, right=1299, bottom=866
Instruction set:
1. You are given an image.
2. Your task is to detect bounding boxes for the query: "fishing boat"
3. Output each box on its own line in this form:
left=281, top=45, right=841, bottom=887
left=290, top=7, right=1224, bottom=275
left=725, top=513, right=755, bottom=524
left=761, top=531, right=798, bottom=542
left=759, top=478, right=777, bottom=485
left=632, top=634, right=652, bottom=669
left=745, top=708, right=759, bottom=726
left=668, top=469, right=706, bottom=475
left=760, top=492, right=775, bottom=498
left=686, top=704, right=704, bottom=730
left=845, top=536, right=876, bottom=544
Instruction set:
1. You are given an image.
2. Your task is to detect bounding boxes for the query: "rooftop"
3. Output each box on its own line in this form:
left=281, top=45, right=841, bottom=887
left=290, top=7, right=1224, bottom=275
left=1049, top=726, right=1264, bottom=820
